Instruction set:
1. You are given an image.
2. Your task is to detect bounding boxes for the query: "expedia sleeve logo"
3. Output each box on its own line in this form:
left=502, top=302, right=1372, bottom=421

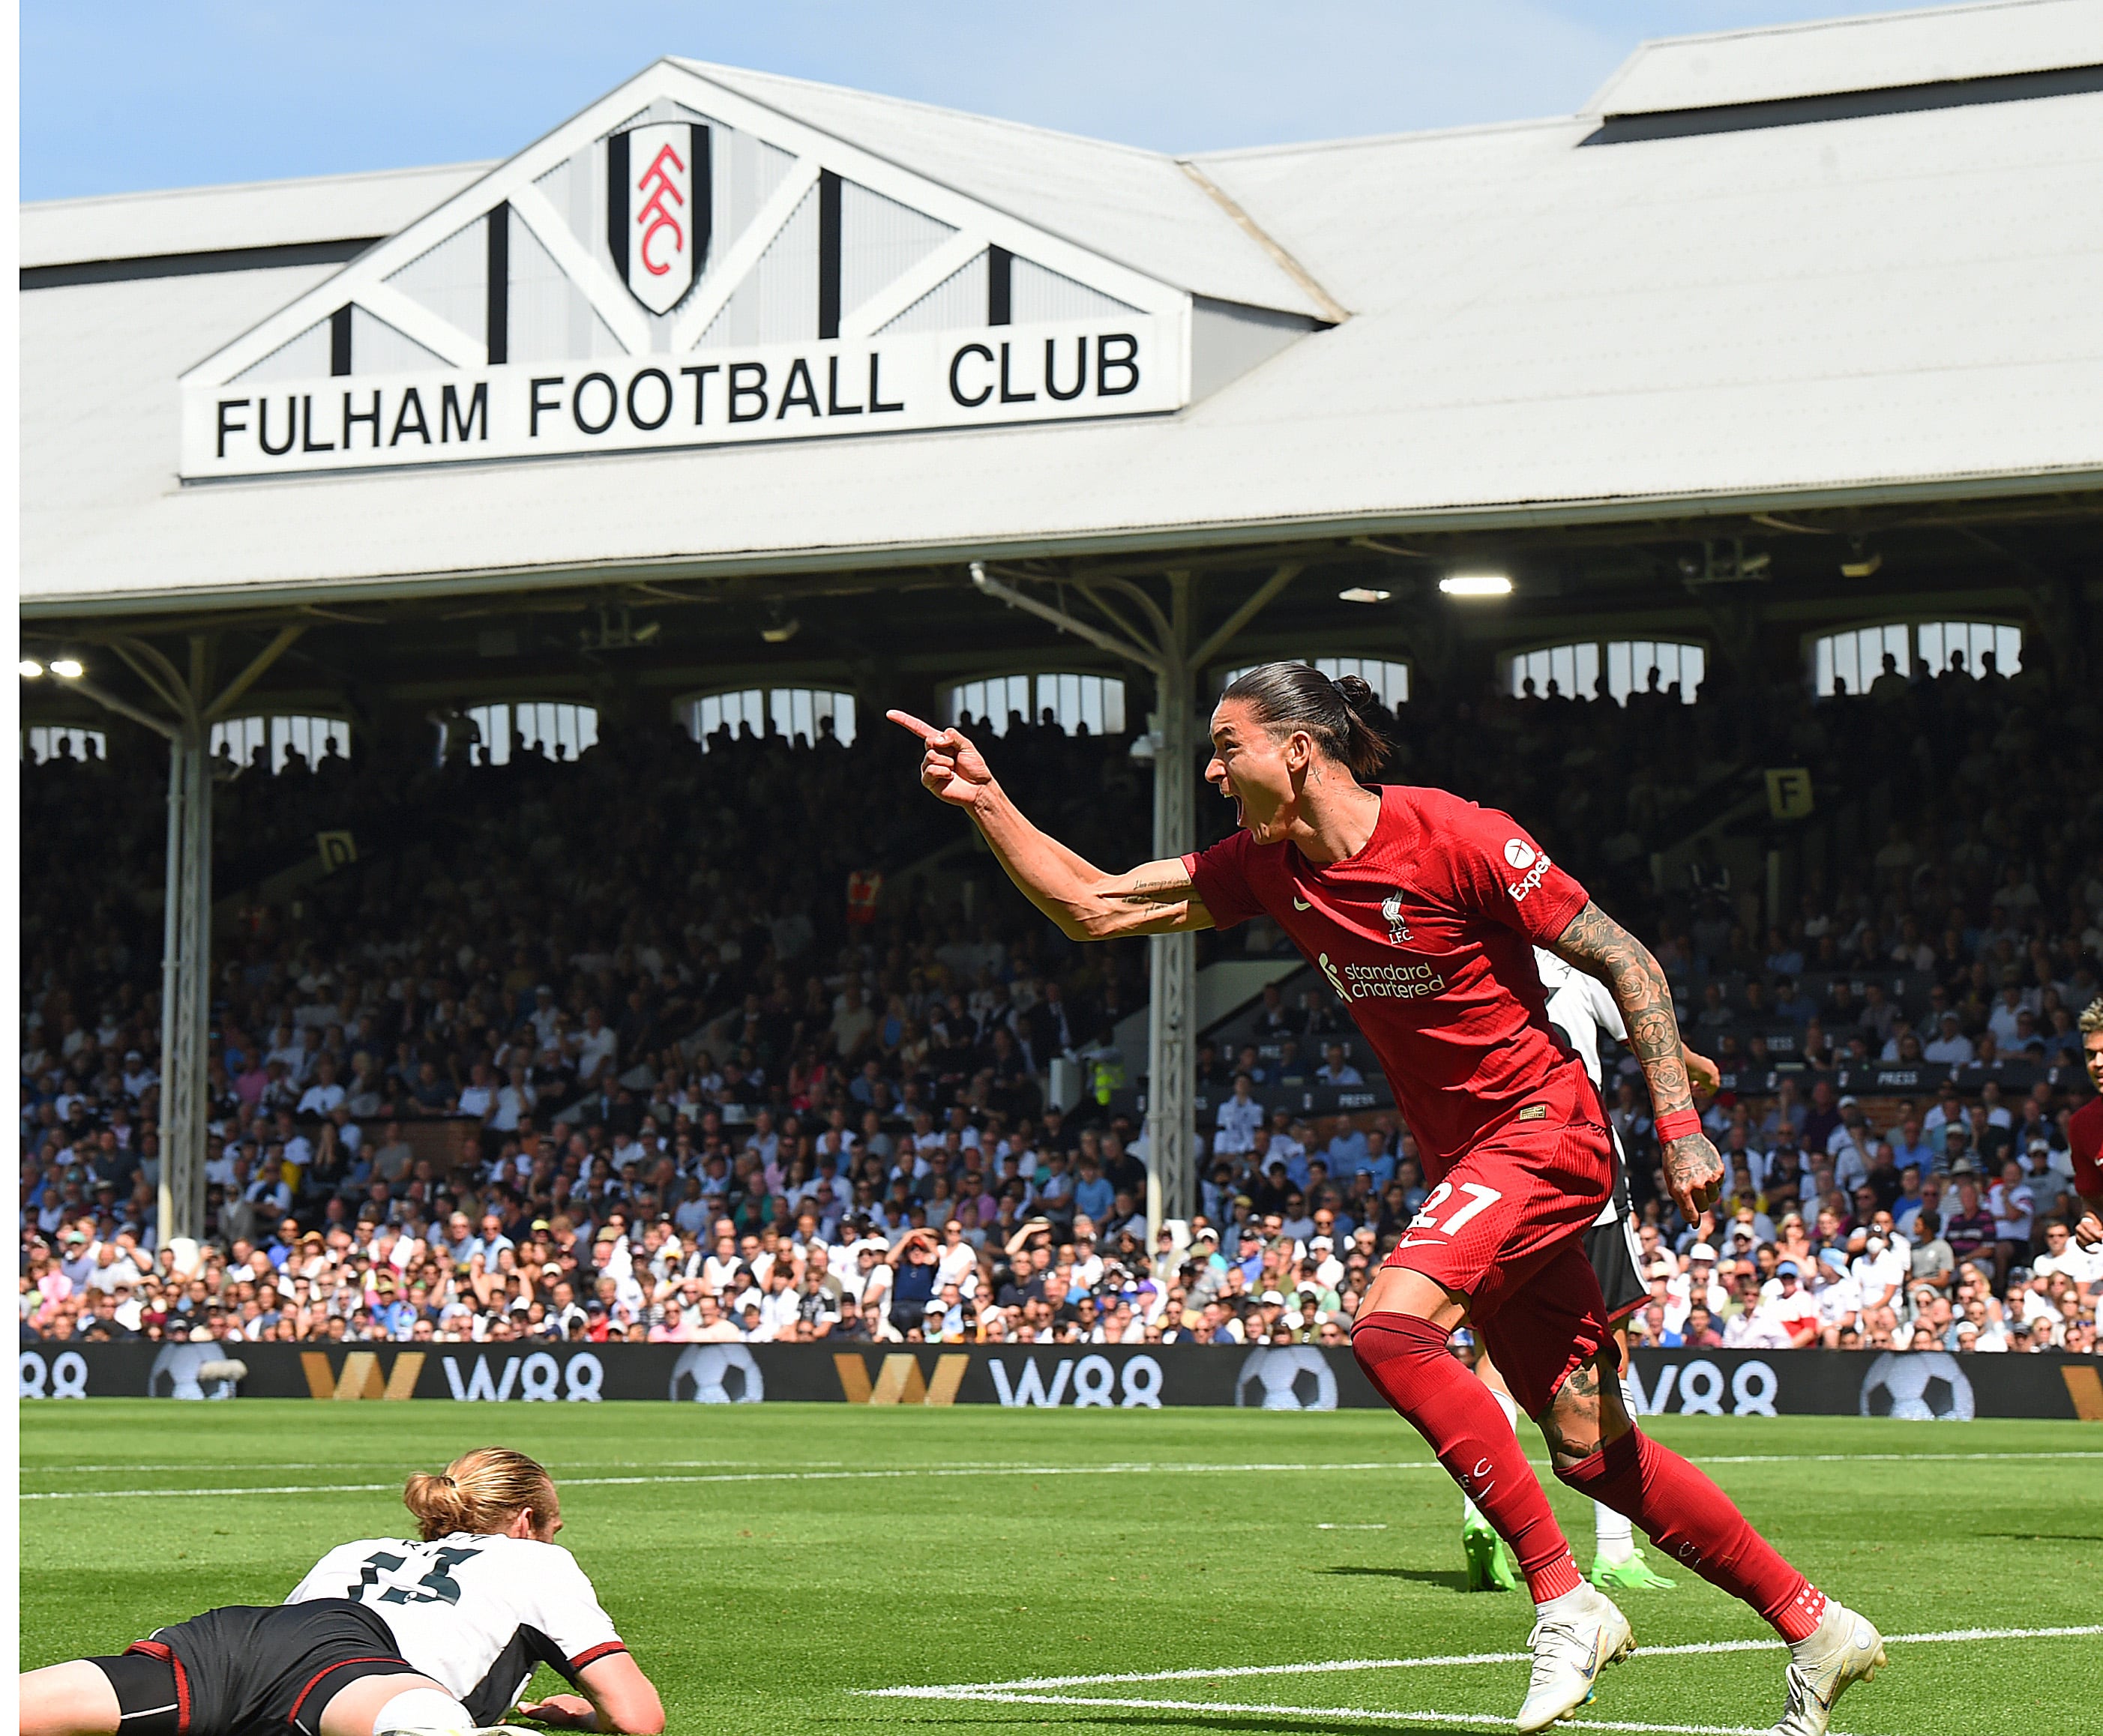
left=1503, top=839, right=1553, bottom=902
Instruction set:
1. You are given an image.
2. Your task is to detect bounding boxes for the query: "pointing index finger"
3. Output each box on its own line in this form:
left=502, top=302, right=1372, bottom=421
left=885, top=710, right=944, bottom=744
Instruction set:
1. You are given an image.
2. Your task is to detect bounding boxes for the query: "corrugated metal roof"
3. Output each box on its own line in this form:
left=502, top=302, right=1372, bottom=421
left=21, top=8, right=2103, bottom=613
left=21, top=161, right=494, bottom=268
left=672, top=59, right=1331, bottom=318
left=1589, top=0, right=2103, bottom=116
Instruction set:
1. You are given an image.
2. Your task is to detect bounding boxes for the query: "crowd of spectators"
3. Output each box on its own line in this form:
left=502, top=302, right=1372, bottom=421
left=19, top=643, right=2102, bottom=1359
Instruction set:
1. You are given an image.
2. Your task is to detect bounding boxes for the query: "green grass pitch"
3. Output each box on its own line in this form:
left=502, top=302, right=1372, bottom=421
left=20, top=1403, right=2101, bottom=1735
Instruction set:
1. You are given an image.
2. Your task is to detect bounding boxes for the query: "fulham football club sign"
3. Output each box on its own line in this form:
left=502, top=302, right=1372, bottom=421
left=607, top=122, right=709, bottom=315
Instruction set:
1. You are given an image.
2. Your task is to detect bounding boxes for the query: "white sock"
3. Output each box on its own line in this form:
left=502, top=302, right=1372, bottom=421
left=373, top=1687, right=474, bottom=1736
left=1592, top=1369, right=1640, bottom=1561
left=1535, top=1583, right=1595, bottom=1618
left=1595, top=1500, right=1636, bottom=1564
left=1461, top=1387, right=1524, bottom=1522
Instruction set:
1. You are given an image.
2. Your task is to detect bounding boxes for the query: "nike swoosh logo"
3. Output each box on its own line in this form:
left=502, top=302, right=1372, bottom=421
left=1391, top=1237, right=1437, bottom=1250
left=1293, top=897, right=1311, bottom=910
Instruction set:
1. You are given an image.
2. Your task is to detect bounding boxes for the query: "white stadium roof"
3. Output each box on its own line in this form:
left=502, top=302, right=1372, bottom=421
left=22, top=0, right=2103, bottom=615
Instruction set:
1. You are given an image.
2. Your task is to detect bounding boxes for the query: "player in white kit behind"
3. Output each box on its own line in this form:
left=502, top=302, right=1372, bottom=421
left=1456, top=950, right=1718, bottom=1594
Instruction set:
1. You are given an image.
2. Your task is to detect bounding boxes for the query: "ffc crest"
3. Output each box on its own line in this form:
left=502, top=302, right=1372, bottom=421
left=607, top=122, right=710, bottom=315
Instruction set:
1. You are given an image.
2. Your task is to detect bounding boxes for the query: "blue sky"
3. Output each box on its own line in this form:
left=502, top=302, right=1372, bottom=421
left=23, top=1, right=1949, bottom=201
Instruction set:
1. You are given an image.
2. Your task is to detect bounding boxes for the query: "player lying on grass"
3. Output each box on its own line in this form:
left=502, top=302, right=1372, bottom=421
left=893, top=666, right=1884, bottom=1736
left=20, top=1447, right=664, bottom=1736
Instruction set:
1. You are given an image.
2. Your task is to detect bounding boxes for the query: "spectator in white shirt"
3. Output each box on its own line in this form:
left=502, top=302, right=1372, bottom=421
left=1922, top=1013, right=1976, bottom=1067
left=1756, top=1260, right=1823, bottom=1348
left=1316, top=1043, right=1363, bottom=1086
left=1214, top=1074, right=1266, bottom=1155
left=456, top=1062, right=498, bottom=1122
left=1987, top=1161, right=2036, bottom=1288
left=573, top=1007, right=619, bottom=1081
left=296, top=1057, right=347, bottom=1116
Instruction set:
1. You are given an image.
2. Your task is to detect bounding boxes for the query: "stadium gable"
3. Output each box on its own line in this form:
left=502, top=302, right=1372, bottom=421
left=19, top=4, right=2103, bottom=615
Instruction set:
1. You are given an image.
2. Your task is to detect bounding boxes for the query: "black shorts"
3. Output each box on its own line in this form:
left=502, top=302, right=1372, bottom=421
left=1587, top=1127, right=1646, bottom=1325
left=1586, top=1215, right=1648, bottom=1324
left=94, top=1600, right=414, bottom=1736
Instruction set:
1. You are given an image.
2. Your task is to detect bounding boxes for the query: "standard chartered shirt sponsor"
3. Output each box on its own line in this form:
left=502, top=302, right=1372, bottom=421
left=1320, top=951, right=1447, bottom=1001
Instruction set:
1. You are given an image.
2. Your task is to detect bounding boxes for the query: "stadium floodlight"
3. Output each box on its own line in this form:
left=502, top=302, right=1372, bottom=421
left=49, top=657, right=85, bottom=678
left=1337, top=586, right=1392, bottom=603
left=19, top=659, right=44, bottom=678
left=1439, top=574, right=1512, bottom=597
left=1841, top=546, right=1883, bottom=579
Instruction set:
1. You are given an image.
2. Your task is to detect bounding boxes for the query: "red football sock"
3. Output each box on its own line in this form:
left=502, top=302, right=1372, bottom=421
left=1558, top=1427, right=1824, bottom=1641
left=1352, top=1315, right=1581, bottom=1603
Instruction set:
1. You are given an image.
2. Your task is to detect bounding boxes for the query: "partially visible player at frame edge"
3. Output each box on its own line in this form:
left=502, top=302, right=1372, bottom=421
left=1456, top=946, right=1723, bottom=1598
left=19, top=1447, right=665, bottom=1736
left=891, top=666, right=1885, bottom=1736
left=2069, top=998, right=2103, bottom=1256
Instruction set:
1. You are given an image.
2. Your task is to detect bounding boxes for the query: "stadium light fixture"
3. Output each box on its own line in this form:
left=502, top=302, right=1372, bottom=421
left=1337, top=586, right=1392, bottom=604
left=49, top=657, right=85, bottom=678
left=19, top=659, right=43, bottom=678
left=1841, top=546, right=1883, bottom=579
left=1439, top=574, right=1512, bottom=598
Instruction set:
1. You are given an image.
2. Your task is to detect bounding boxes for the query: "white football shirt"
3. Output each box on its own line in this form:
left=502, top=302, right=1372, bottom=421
left=286, top=1532, right=624, bottom=1723
left=1532, top=947, right=1629, bottom=1230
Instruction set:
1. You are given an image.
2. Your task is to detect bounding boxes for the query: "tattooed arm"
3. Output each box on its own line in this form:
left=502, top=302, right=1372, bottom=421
left=888, top=710, right=1214, bottom=940
left=1551, top=899, right=1724, bottom=1220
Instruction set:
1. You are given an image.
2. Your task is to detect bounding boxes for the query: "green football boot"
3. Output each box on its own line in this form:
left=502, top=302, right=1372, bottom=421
left=1463, top=1516, right=1521, bottom=1591
left=1589, top=1548, right=1678, bottom=1591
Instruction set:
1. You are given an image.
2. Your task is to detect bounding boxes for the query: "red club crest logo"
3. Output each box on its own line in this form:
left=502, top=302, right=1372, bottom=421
left=607, top=122, right=710, bottom=316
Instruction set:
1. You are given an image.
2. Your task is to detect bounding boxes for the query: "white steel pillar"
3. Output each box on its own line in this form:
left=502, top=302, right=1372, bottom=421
left=56, top=625, right=306, bottom=1253
left=1144, top=573, right=1198, bottom=1232
left=158, top=714, right=212, bottom=1244
left=967, top=561, right=1300, bottom=1243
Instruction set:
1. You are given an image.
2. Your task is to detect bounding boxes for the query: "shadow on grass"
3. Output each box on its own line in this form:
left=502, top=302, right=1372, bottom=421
left=1314, top=1564, right=1474, bottom=1591
left=1973, top=1531, right=2103, bottom=1543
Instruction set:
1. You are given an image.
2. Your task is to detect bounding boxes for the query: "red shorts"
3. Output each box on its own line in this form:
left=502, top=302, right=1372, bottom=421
left=1381, top=1067, right=1614, bottom=1415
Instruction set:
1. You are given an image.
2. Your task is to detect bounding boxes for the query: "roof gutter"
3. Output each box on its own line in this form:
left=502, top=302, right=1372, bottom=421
left=22, top=463, right=2103, bottom=621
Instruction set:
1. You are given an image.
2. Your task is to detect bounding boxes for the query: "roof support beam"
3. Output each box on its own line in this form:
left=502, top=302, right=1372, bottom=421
left=203, top=624, right=308, bottom=723
left=969, top=562, right=1164, bottom=678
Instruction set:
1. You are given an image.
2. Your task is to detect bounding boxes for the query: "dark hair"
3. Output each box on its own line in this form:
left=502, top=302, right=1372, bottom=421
left=1220, top=661, right=1391, bottom=777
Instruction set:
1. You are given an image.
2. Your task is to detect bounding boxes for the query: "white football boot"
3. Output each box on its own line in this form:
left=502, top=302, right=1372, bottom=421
left=1514, top=1583, right=1636, bottom=1733
left=1769, top=1600, right=1886, bottom=1736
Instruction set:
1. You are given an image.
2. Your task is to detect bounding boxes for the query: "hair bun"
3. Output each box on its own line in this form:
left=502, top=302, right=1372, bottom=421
left=1332, top=673, right=1376, bottom=710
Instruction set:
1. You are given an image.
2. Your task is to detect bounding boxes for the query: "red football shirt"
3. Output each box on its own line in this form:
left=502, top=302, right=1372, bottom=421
left=2070, top=1096, right=2103, bottom=1199
left=1185, top=784, right=1593, bottom=1166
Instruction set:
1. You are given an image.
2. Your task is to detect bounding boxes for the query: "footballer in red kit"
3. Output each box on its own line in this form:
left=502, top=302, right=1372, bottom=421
left=1185, top=783, right=1616, bottom=1412
left=891, top=662, right=1886, bottom=1736
left=887, top=664, right=1892, bottom=1732
left=2070, top=998, right=2103, bottom=1249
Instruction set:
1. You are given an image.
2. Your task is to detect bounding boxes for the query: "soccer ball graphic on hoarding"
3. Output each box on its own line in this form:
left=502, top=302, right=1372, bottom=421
left=1236, top=1345, right=1338, bottom=1411
left=1859, top=1350, right=1974, bottom=1421
left=670, top=1343, right=765, bottom=1404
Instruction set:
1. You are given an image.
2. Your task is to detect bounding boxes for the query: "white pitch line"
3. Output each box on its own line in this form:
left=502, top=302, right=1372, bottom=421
left=1318, top=1523, right=1389, bottom=1530
left=870, top=1688, right=1785, bottom=1736
left=18, top=1461, right=1452, bottom=1502
left=24, top=1447, right=2102, bottom=1490
left=870, top=1624, right=2103, bottom=1696
left=20, top=1459, right=779, bottom=1476
left=22, top=1448, right=2103, bottom=1502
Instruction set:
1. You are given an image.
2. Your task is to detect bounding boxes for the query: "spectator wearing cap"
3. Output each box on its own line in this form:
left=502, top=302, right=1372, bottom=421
left=1763, top=1260, right=1823, bottom=1348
